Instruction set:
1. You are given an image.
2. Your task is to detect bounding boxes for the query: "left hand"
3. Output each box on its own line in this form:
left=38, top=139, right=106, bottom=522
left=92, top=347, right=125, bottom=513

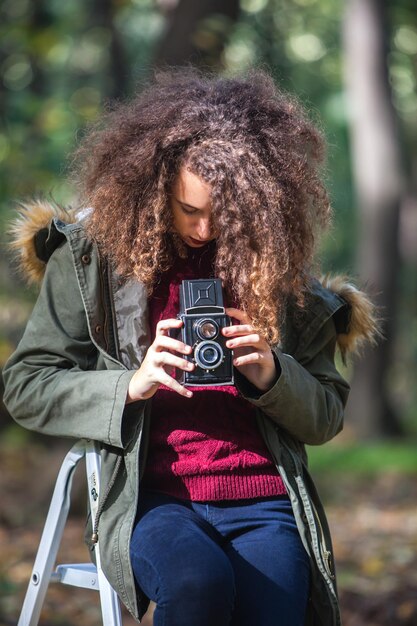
left=222, top=308, right=279, bottom=393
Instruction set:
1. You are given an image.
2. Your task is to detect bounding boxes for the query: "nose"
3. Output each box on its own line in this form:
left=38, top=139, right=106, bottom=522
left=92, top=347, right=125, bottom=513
left=196, top=217, right=212, bottom=240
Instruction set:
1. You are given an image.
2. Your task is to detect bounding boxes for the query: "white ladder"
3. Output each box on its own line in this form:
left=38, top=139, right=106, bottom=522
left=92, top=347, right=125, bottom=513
left=17, top=439, right=123, bottom=626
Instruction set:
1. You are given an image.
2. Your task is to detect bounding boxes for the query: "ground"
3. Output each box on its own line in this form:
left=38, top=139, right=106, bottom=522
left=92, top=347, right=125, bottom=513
left=1, top=440, right=416, bottom=626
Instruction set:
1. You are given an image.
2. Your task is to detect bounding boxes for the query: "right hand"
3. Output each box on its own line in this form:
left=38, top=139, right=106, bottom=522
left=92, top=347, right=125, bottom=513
left=126, top=318, right=194, bottom=403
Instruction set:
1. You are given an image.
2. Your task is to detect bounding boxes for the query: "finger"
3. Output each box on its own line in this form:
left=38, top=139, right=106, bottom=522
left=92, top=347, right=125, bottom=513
left=223, top=324, right=254, bottom=337
left=156, top=318, right=183, bottom=335
left=224, top=307, right=250, bottom=323
left=158, top=372, right=193, bottom=398
left=153, top=352, right=195, bottom=372
left=153, top=334, right=192, bottom=355
left=226, top=333, right=267, bottom=349
left=233, top=352, right=263, bottom=367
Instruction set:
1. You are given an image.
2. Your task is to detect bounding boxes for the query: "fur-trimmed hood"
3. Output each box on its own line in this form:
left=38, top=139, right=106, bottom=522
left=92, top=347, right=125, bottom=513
left=9, top=200, right=379, bottom=359
left=9, top=200, right=78, bottom=284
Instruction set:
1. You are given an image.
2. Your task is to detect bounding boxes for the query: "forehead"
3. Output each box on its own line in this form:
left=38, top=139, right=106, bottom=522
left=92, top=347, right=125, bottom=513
left=173, top=167, right=212, bottom=209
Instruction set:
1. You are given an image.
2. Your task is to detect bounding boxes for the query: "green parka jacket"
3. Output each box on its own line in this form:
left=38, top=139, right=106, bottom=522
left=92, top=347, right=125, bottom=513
left=3, top=203, right=377, bottom=625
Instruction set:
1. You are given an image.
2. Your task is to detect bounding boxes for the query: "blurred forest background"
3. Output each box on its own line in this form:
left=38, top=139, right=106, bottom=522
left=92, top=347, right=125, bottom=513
left=0, top=0, right=416, bottom=625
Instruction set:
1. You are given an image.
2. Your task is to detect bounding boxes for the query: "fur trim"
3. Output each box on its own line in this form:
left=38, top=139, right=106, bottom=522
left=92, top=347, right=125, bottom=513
left=320, top=274, right=381, bottom=359
left=9, top=200, right=77, bottom=284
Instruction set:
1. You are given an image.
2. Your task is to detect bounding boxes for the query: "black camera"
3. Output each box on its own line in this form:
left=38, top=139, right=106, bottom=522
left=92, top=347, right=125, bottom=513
left=175, top=278, right=234, bottom=386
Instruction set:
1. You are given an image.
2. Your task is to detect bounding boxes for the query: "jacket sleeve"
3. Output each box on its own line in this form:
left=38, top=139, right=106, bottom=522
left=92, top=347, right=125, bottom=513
left=234, top=316, right=350, bottom=445
left=2, top=241, right=140, bottom=448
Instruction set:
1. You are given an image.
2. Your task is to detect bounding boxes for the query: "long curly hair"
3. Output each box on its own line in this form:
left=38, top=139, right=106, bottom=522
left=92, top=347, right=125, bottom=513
left=70, top=68, right=331, bottom=344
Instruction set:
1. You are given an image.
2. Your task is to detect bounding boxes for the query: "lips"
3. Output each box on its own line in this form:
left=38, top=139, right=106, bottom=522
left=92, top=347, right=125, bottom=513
left=188, top=236, right=210, bottom=246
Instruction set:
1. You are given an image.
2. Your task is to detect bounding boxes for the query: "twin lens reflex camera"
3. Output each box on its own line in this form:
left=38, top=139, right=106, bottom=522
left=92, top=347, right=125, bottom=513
left=174, top=278, right=234, bottom=386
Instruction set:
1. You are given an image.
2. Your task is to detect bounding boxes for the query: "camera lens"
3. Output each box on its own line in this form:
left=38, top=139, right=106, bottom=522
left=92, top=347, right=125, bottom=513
left=201, top=346, right=217, bottom=363
left=194, top=340, right=224, bottom=370
left=195, top=319, right=219, bottom=340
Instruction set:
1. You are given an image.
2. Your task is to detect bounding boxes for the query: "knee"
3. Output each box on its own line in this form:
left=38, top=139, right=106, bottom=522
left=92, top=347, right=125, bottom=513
left=166, top=553, right=235, bottom=612
left=132, top=546, right=235, bottom=623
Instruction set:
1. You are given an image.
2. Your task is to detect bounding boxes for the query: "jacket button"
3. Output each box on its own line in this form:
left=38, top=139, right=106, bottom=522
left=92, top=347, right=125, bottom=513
left=81, top=254, right=91, bottom=265
left=95, top=324, right=102, bottom=334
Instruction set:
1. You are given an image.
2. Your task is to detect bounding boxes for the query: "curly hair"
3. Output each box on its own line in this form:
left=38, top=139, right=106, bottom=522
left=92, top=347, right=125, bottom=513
left=70, top=68, right=331, bottom=344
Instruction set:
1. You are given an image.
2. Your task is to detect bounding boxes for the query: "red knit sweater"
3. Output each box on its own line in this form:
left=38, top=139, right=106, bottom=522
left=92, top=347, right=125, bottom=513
left=141, top=242, right=286, bottom=501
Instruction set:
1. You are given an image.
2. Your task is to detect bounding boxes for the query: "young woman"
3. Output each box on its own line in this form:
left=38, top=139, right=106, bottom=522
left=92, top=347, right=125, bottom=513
left=3, top=69, right=377, bottom=626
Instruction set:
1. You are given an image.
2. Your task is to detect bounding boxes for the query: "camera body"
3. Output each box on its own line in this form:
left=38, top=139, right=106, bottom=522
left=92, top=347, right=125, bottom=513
left=175, top=278, right=234, bottom=386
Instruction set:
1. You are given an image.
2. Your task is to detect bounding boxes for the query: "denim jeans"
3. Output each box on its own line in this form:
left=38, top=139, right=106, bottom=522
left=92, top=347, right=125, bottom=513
left=130, top=490, right=310, bottom=626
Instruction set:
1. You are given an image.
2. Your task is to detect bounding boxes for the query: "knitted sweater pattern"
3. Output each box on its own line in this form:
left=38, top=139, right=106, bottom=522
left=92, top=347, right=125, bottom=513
left=141, top=242, right=286, bottom=501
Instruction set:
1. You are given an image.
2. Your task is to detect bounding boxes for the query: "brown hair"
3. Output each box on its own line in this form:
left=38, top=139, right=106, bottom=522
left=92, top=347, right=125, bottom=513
left=71, top=68, right=331, bottom=343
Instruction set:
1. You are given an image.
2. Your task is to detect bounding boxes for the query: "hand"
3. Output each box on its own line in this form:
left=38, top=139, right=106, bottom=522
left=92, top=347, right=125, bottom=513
left=127, top=319, right=194, bottom=403
left=223, top=308, right=278, bottom=393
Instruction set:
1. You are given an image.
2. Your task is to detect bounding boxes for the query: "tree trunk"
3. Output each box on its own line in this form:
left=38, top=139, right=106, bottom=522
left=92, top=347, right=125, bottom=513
left=28, top=0, right=51, bottom=96
left=90, top=0, right=128, bottom=100
left=342, top=0, right=404, bottom=437
left=153, top=0, right=240, bottom=69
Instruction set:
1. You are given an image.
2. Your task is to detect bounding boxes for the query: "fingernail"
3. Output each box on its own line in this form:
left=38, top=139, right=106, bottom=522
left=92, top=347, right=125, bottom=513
left=186, top=391, right=192, bottom=397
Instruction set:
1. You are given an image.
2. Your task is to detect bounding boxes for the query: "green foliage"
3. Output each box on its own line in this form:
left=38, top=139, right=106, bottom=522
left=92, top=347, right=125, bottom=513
left=1, top=0, right=415, bottom=257
left=221, top=0, right=417, bottom=272
left=0, top=0, right=162, bottom=215
left=0, top=0, right=416, bottom=432
left=307, top=441, right=417, bottom=474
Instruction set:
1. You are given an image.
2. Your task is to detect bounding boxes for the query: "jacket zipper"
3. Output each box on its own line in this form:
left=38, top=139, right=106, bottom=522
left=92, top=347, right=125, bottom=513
left=91, top=454, right=124, bottom=544
left=280, top=433, right=335, bottom=580
left=257, top=416, right=340, bottom=626
left=91, top=258, right=124, bottom=545
left=309, top=496, right=334, bottom=579
left=98, top=257, right=111, bottom=354
left=104, top=258, right=120, bottom=359
left=257, top=415, right=336, bottom=583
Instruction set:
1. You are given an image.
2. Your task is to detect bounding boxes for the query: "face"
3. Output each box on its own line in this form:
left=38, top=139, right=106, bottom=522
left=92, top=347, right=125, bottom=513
left=171, top=166, right=215, bottom=248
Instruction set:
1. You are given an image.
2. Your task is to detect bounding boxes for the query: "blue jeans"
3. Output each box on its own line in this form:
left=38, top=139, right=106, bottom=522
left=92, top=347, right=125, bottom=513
left=130, top=490, right=310, bottom=626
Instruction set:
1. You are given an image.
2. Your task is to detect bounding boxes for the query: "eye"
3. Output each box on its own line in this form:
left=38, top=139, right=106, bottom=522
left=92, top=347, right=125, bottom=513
left=181, top=205, right=198, bottom=215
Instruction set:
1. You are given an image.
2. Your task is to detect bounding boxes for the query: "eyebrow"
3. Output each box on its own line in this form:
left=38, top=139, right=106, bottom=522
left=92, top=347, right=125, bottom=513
left=174, top=197, right=203, bottom=211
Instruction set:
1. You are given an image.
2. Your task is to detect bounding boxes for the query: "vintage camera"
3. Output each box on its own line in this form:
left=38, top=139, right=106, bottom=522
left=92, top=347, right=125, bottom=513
left=175, top=278, right=234, bottom=386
